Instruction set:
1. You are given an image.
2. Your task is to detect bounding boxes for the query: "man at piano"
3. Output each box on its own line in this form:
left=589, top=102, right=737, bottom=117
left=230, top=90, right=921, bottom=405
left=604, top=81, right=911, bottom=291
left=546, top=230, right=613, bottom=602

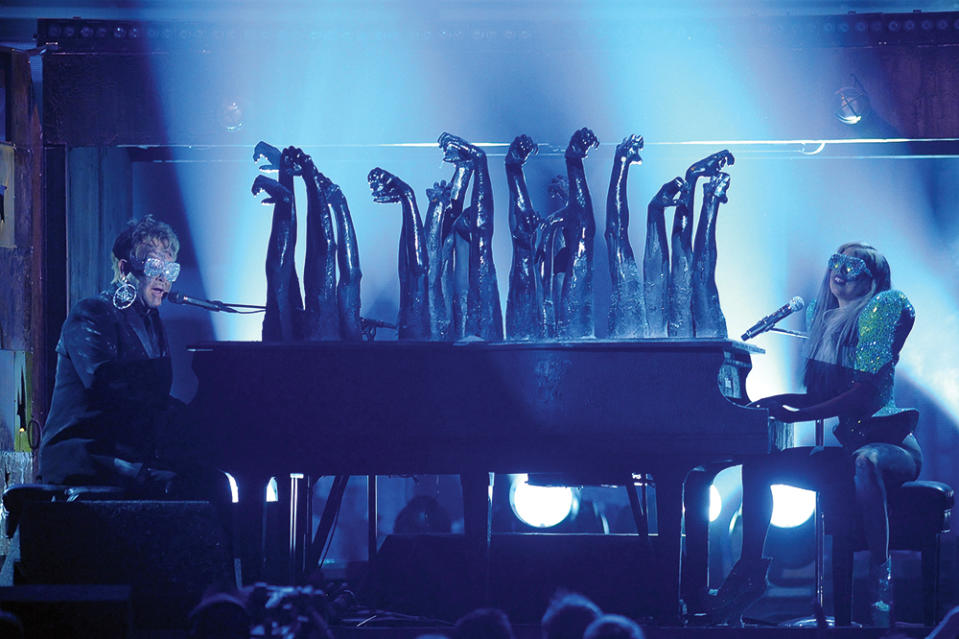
left=39, top=216, right=224, bottom=501
left=709, top=242, right=919, bottom=626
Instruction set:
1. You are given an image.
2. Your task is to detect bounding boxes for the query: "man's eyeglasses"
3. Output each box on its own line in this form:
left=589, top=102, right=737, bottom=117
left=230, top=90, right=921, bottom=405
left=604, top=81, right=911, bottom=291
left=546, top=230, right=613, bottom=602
left=133, top=256, right=181, bottom=282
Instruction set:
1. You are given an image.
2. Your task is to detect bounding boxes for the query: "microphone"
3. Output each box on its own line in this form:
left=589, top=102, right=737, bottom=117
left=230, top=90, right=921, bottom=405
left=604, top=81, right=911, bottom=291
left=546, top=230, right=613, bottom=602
left=166, top=291, right=228, bottom=312
left=741, top=296, right=805, bottom=341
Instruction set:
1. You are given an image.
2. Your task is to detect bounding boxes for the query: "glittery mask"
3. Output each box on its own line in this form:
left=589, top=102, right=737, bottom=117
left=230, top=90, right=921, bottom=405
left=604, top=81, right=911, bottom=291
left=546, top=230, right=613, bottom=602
left=828, top=253, right=872, bottom=281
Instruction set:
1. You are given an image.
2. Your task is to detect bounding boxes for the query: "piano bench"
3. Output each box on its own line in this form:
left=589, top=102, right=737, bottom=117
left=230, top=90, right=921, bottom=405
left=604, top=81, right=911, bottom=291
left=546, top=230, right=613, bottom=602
left=3, top=483, right=125, bottom=538
left=827, top=480, right=953, bottom=627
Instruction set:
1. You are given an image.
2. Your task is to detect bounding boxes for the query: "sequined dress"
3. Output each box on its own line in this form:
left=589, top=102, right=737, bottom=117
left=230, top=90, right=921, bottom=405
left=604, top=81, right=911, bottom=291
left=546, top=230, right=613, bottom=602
left=807, top=289, right=920, bottom=465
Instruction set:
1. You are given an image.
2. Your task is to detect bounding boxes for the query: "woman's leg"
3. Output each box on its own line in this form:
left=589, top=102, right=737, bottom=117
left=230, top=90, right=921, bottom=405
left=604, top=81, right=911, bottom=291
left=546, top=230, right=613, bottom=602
left=851, top=443, right=919, bottom=626
left=852, top=443, right=918, bottom=563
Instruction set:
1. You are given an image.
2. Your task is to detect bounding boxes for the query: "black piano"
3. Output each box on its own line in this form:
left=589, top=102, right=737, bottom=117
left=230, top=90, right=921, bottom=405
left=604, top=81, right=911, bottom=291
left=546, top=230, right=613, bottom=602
left=189, top=339, right=788, bottom=622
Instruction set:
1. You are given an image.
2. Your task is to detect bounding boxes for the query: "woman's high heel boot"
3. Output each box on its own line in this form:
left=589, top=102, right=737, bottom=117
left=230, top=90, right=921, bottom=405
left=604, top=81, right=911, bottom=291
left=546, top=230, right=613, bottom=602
left=705, top=557, right=772, bottom=626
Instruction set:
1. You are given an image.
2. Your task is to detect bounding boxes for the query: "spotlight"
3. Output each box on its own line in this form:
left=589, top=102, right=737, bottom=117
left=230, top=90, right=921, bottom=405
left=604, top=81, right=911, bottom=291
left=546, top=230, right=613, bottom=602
left=80, top=25, right=93, bottom=38
left=888, top=20, right=901, bottom=32
left=834, top=75, right=870, bottom=125
left=509, top=474, right=577, bottom=528
left=113, top=26, right=126, bottom=39
left=48, top=24, right=61, bottom=38
left=709, top=484, right=722, bottom=523
left=770, top=484, right=816, bottom=528
left=63, top=25, right=75, bottom=38
left=218, top=99, right=245, bottom=132
left=95, top=26, right=108, bottom=39
left=904, top=19, right=916, bottom=32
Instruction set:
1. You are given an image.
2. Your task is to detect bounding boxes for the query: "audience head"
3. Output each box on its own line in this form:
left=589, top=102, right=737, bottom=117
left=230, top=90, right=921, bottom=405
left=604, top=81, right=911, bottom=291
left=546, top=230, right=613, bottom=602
left=453, top=608, right=514, bottom=639
left=0, top=610, right=24, bottom=639
left=541, top=591, right=602, bottom=639
left=583, top=614, right=645, bottom=639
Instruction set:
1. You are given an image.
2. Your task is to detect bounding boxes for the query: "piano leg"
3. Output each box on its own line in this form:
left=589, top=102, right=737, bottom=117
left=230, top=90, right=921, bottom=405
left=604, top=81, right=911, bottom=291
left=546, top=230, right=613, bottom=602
left=231, top=471, right=271, bottom=585
left=682, top=464, right=727, bottom=615
left=649, top=462, right=688, bottom=625
left=460, top=471, right=494, bottom=608
left=310, top=475, right=351, bottom=574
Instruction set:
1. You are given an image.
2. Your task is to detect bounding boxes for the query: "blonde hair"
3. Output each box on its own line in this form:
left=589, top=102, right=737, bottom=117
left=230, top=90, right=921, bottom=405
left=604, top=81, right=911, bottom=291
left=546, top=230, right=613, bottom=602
left=802, top=242, right=891, bottom=394
left=111, top=215, right=180, bottom=284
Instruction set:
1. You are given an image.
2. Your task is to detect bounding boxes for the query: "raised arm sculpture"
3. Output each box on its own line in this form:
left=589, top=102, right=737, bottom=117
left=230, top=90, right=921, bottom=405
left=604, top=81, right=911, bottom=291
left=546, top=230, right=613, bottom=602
left=643, top=177, right=685, bottom=337
left=440, top=133, right=503, bottom=341
left=297, top=149, right=340, bottom=341
left=667, top=150, right=734, bottom=337
left=318, top=172, right=363, bottom=341
left=691, top=171, right=731, bottom=338
left=369, top=167, right=431, bottom=340
left=558, top=127, right=600, bottom=339
left=253, top=143, right=303, bottom=342
left=605, top=134, right=648, bottom=339
left=504, top=134, right=542, bottom=340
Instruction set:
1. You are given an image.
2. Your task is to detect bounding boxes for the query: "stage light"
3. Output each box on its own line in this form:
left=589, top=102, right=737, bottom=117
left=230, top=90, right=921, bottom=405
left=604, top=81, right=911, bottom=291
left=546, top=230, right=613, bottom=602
left=509, top=474, right=576, bottom=528
left=709, top=484, right=722, bottom=523
left=225, top=472, right=239, bottom=503
left=834, top=76, right=870, bottom=125
left=889, top=20, right=901, bottom=32
left=114, top=26, right=126, bottom=39
left=80, top=25, right=93, bottom=39
left=266, top=477, right=279, bottom=502
left=904, top=19, right=916, bottom=32
left=218, top=99, right=245, bottom=132
left=770, top=484, right=816, bottom=528
left=48, top=24, right=61, bottom=38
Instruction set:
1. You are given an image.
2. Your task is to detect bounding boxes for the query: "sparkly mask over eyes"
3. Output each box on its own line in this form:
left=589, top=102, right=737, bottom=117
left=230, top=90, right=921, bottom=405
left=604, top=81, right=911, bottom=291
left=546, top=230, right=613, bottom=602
left=134, top=256, right=181, bottom=282
left=828, top=253, right=872, bottom=281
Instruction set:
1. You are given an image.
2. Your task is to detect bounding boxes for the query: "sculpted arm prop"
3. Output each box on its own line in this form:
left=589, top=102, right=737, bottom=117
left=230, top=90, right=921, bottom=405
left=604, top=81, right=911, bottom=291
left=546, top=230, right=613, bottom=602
left=253, top=143, right=303, bottom=341
left=369, top=167, right=430, bottom=340
left=643, top=177, right=684, bottom=337
left=604, top=134, right=647, bottom=338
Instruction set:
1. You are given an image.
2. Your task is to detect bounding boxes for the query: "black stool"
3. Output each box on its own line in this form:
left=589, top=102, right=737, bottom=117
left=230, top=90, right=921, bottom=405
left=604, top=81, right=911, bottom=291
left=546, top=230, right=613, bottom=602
left=828, top=480, right=953, bottom=626
left=3, top=483, right=126, bottom=537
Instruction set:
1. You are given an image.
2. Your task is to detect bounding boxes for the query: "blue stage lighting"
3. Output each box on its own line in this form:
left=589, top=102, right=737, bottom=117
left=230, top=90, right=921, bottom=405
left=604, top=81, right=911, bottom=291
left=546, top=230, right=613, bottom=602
left=770, top=484, right=816, bottom=528
left=509, top=474, right=577, bottom=528
left=709, top=484, right=722, bottom=523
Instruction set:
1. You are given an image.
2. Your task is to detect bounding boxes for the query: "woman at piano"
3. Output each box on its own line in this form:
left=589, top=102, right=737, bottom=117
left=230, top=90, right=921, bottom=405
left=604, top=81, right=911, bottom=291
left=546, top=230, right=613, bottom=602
left=708, top=242, right=918, bottom=626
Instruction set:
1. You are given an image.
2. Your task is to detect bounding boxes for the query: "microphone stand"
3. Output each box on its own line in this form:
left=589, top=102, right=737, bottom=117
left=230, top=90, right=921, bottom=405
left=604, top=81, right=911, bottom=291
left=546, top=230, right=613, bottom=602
left=766, top=330, right=831, bottom=630
left=209, top=301, right=266, bottom=314
left=768, top=327, right=807, bottom=339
